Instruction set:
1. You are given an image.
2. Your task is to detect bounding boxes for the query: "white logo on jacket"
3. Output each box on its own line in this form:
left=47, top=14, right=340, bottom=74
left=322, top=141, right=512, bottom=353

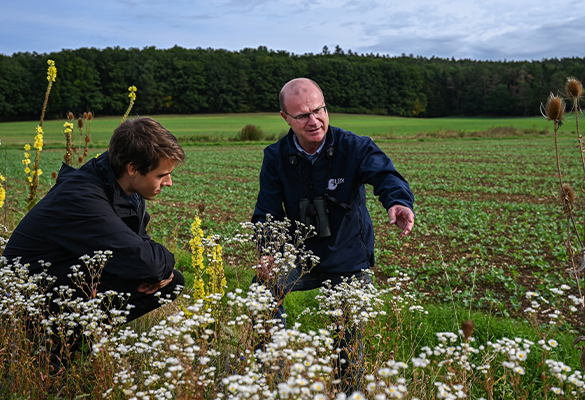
left=328, top=178, right=345, bottom=190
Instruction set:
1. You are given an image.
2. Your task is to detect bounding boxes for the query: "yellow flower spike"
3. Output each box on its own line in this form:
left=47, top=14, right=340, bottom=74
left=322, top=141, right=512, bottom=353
left=24, top=144, right=31, bottom=151
left=47, top=59, right=57, bottom=82
left=27, top=61, right=55, bottom=210
left=128, top=86, right=137, bottom=100
left=185, top=214, right=227, bottom=305
left=193, top=277, right=205, bottom=301
left=120, top=85, right=137, bottom=125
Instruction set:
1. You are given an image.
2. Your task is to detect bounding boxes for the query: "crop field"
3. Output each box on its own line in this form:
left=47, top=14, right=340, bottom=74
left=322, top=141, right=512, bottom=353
left=149, top=134, right=582, bottom=329
left=2, top=114, right=585, bottom=398
left=2, top=124, right=582, bottom=328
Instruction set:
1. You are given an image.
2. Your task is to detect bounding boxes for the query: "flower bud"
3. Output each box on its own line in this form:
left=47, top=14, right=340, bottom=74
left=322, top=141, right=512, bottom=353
left=544, top=93, right=565, bottom=122
left=561, top=184, right=576, bottom=204
left=566, top=77, right=583, bottom=99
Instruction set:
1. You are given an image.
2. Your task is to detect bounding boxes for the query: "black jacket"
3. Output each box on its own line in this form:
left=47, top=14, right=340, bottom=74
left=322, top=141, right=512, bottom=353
left=4, top=152, right=175, bottom=283
left=252, top=126, right=414, bottom=274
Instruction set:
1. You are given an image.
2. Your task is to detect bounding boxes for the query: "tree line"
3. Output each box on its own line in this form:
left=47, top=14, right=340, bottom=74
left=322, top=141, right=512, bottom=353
left=1, top=45, right=584, bottom=121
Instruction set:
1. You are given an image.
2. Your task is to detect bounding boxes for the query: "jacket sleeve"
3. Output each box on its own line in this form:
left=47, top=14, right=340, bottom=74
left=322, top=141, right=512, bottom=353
left=251, top=148, right=286, bottom=224
left=357, top=138, right=415, bottom=212
left=46, top=187, right=175, bottom=283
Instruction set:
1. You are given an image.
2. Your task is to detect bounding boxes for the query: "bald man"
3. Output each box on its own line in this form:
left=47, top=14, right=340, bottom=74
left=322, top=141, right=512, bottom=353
left=251, top=78, right=415, bottom=391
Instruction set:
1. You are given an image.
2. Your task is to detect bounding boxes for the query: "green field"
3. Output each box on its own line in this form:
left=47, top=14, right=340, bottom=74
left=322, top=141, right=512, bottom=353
left=0, top=113, right=560, bottom=148
left=2, top=114, right=584, bottom=398
left=2, top=119, right=580, bottom=330
left=1, top=115, right=578, bottom=322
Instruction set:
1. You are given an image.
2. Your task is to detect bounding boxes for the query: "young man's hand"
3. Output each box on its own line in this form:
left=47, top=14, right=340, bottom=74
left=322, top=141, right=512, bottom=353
left=137, top=272, right=175, bottom=294
left=256, top=256, right=275, bottom=281
left=388, top=205, right=414, bottom=237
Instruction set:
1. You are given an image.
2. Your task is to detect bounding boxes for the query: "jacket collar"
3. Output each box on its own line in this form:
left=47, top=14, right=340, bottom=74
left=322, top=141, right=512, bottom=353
left=79, top=152, right=141, bottom=217
left=287, top=126, right=334, bottom=160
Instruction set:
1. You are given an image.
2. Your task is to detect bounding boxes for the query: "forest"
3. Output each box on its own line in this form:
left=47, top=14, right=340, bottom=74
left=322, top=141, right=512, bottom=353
left=1, top=45, right=584, bottom=121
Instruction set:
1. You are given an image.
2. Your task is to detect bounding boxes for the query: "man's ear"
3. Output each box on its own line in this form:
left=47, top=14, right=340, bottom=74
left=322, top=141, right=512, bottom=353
left=280, top=111, right=290, bottom=124
left=126, top=162, right=139, bottom=178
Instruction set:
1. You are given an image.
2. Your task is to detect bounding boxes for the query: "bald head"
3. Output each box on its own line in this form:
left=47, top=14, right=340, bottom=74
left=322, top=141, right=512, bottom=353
left=279, top=78, right=324, bottom=113
left=279, top=78, right=329, bottom=154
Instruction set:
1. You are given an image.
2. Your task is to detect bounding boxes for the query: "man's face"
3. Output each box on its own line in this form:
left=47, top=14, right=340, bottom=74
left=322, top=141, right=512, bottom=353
left=129, top=157, right=175, bottom=200
left=280, top=82, right=329, bottom=154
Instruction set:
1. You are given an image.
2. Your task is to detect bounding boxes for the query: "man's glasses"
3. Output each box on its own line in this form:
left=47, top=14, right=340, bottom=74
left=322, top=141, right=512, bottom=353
left=283, top=105, right=327, bottom=123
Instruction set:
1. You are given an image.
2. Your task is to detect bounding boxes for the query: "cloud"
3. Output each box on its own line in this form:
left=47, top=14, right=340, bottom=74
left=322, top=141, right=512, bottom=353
left=1, top=0, right=584, bottom=60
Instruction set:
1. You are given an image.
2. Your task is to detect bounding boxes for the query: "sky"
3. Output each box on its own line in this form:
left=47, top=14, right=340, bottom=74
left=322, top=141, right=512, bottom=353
left=1, top=0, right=584, bottom=61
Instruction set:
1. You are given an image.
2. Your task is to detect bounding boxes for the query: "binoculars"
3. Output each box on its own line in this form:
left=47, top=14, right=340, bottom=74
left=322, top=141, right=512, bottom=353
left=299, top=197, right=331, bottom=238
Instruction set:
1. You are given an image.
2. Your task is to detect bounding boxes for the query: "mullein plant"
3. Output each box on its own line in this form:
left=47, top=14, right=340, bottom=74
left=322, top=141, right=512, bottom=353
left=188, top=213, right=227, bottom=304
left=63, top=112, right=75, bottom=165
left=0, top=140, right=7, bottom=252
left=0, top=140, right=5, bottom=210
left=23, top=59, right=56, bottom=211
left=119, top=86, right=137, bottom=125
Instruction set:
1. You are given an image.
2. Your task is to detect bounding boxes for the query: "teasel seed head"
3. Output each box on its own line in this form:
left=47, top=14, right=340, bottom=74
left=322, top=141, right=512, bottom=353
left=566, top=77, right=583, bottom=99
left=462, top=320, right=474, bottom=340
left=67, top=112, right=74, bottom=121
left=543, top=93, right=566, bottom=122
left=87, top=112, right=93, bottom=121
left=51, top=171, right=57, bottom=179
left=77, top=118, right=83, bottom=129
left=561, top=184, right=576, bottom=204
left=83, top=112, right=88, bottom=120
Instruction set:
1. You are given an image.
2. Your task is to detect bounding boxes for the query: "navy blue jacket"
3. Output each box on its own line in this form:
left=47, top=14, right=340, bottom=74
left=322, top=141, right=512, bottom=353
left=4, top=152, right=175, bottom=282
left=252, top=126, right=414, bottom=274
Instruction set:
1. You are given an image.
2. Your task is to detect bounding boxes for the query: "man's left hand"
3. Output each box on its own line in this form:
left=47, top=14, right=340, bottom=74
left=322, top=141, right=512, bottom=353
left=388, top=205, right=414, bottom=237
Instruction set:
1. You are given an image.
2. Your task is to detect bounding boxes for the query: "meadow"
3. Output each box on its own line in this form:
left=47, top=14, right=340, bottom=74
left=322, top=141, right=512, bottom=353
left=0, top=113, right=556, bottom=147
left=1, top=112, right=585, bottom=399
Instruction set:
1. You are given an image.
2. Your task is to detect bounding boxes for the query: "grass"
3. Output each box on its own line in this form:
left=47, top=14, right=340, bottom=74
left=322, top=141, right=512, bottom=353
left=0, top=114, right=559, bottom=148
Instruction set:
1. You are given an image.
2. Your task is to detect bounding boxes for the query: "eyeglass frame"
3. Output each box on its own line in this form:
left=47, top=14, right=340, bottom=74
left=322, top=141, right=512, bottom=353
left=282, top=105, right=327, bottom=123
